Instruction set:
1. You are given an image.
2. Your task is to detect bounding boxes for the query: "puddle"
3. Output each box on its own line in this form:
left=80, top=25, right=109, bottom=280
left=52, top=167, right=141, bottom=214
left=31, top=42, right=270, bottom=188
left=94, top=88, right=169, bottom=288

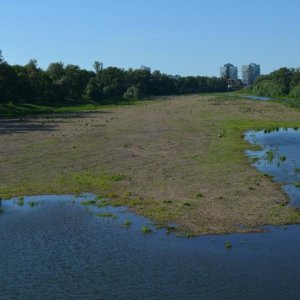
left=245, top=127, right=300, bottom=207
left=1, top=193, right=300, bottom=299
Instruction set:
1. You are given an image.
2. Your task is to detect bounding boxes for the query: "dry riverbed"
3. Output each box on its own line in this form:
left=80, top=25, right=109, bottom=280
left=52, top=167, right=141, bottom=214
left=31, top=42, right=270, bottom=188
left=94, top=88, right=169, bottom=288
left=1, top=94, right=300, bottom=234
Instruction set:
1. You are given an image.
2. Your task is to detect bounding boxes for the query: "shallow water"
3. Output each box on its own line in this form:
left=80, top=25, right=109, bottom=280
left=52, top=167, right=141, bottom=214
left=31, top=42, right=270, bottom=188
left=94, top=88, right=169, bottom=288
left=241, top=95, right=274, bottom=101
left=1, top=194, right=300, bottom=299
left=245, top=128, right=300, bottom=207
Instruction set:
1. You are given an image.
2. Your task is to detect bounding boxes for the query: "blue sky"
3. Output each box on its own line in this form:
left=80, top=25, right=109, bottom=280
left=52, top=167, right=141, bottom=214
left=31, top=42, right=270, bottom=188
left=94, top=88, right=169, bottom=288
left=1, top=0, right=299, bottom=76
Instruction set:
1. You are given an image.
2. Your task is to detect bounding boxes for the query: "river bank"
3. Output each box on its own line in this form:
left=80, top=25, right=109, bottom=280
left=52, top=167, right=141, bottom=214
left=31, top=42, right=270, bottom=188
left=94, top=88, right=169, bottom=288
left=1, top=94, right=300, bottom=234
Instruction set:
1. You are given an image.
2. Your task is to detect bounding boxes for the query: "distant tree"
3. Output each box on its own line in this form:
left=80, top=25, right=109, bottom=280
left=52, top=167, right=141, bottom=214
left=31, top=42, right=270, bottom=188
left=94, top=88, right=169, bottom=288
left=0, top=50, right=4, bottom=64
left=93, top=61, right=103, bottom=76
left=123, top=86, right=142, bottom=99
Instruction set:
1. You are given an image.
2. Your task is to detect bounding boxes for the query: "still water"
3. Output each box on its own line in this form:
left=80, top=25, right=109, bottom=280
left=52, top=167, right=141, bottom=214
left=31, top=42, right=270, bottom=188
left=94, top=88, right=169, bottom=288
left=245, top=128, right=300, bottom=207
left=1, top=128, right=300, bottom=299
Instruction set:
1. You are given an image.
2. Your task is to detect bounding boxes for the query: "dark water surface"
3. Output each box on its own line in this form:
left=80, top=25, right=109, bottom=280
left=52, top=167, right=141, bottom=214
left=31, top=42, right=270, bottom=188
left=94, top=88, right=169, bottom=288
left=1, top=195, right=300, bottom=299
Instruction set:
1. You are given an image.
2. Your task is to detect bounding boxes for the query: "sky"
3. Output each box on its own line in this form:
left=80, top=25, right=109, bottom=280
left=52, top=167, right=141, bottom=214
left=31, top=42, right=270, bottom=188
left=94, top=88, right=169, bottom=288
left=0, top=0, right=299, bottom=77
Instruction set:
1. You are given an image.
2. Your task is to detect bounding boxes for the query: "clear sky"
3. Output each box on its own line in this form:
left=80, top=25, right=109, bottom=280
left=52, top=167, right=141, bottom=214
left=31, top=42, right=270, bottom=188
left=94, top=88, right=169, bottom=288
left=1, top=0, right=299, bottom=76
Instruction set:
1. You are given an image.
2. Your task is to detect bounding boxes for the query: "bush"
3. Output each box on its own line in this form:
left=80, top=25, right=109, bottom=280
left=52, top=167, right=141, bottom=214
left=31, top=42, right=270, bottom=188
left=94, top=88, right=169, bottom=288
left=123, top=86, right=142, bottom=100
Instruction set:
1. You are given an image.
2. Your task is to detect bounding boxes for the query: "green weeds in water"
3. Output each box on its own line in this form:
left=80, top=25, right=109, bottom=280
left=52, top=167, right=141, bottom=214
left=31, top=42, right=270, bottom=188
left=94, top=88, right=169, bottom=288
left=96, top=212, right=116, bottom=218
left=225, top=241, right=232, bottom=249
left=279, top=155, right=286, bottom=161
left=266, top=150, right=275, bottom=163
left=81, top=199, right=97, bottom=206
left=0, top=207, right=4, bottom=214
left=18, top=197, right=25, bottom=206
left=28, top=201, right=36, bottom=207
left=141, top=225, right=152, bottom=234
left=123, top=219, right=132, bottom=227
left=196, top=193, right=204, bottom=198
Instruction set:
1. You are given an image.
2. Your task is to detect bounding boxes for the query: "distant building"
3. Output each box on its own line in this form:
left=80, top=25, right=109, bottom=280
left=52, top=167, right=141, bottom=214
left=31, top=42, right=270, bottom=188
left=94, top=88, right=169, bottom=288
left=220, top=63, right=238, bottom=80
left=241, top=63, right=260, bottom=85
left=140, top=65, right=151, bottom=73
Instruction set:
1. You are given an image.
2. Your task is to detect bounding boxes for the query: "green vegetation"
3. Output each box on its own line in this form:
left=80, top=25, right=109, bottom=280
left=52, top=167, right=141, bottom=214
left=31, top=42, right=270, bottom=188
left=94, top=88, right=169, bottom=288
left=141, top=226, right=153, bottom=234
left=17, top=197, right=25, bottom=206
left=250, top=67, right=300, bottom=102
left=123, top=219, right=132, bottom=227
left=28, top=201, right=36, bottom=207
left=81, top=199, right=97, bottom=206
left=0, top=207, right=4, bottom=214
left=96, top=212, right=115, bottom=218
left=0, top=50, right=227, bottom=115
left=224, top=241, right=232, bottom=249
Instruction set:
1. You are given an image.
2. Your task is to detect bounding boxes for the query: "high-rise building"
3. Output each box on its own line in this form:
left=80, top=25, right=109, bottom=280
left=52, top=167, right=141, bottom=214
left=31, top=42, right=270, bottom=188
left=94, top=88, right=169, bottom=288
left=140, top=65, right=151, bottom=73
left=241, top=63, right=260, bottom=85
left=220, top=63, right=238, bottom=80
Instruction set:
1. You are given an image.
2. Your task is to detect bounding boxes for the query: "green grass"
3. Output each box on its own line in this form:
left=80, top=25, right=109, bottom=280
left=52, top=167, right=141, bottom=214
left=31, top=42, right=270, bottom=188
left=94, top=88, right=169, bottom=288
left=0, top=99, right=138, bottom=118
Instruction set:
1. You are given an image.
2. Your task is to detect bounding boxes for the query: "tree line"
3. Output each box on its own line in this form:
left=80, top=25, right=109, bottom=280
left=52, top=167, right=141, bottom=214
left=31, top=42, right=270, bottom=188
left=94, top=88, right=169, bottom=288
left=250, top=67, right=300, bottom=99
left=0, top=50, right=228, bottom=106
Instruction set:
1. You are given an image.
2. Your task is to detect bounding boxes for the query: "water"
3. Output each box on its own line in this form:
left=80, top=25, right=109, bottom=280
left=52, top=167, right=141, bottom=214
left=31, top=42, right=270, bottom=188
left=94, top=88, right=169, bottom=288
left=1, top=193, right=300, bottom=299
left=245, top=128, right=300, bottom=207
left=241, top=95, right=274, bottom=101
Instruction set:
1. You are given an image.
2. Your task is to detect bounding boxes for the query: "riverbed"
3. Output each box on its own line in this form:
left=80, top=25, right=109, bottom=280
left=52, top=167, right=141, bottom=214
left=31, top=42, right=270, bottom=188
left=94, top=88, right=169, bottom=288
left=1, top=127, right=300, bottom=299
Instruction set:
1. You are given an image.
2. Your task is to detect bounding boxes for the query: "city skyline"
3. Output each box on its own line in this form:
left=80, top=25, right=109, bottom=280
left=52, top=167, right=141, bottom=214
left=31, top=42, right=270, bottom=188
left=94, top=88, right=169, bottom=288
left=1, top=0, right=300, bottom=77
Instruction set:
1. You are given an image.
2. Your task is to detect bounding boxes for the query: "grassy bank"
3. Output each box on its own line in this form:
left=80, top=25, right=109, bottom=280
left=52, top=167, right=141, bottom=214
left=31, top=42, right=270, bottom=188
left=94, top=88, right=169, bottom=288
left=1, top=94, right=300, bottom=234
left=0, top=99, right=137, bottom=118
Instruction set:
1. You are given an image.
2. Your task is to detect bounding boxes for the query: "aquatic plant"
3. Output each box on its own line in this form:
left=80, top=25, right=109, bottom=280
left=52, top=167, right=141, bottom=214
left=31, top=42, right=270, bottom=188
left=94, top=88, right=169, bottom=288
left=0, top=207, right=4, bottom=214
left=196, top=193, right=204, bottom=198
left=28, top=201, right=36, bottom=207
left=183, top=202, right=192, bottom=206
left=224, top=241, right=232, bottom=249
left=96, top=212, right=115, bottom=218
left=123, top=219, right=132, bottom=226
left=166, top=226, right=176, bottom=233
left=279, top=155, right=286, bottom=162
left=81, top=199, right=97, bottom=206
left=17, top=197, right=25, bottom=206
left=141, top=226, right=152, bottom=234
left=266, top=150, right=275, bottom=163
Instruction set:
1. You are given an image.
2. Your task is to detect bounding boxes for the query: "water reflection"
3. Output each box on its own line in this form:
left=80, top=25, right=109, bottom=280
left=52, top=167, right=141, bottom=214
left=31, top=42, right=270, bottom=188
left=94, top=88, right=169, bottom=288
left=245, top=128, right=300, bottom=207
left=1, top=194, right=300, bottom=299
